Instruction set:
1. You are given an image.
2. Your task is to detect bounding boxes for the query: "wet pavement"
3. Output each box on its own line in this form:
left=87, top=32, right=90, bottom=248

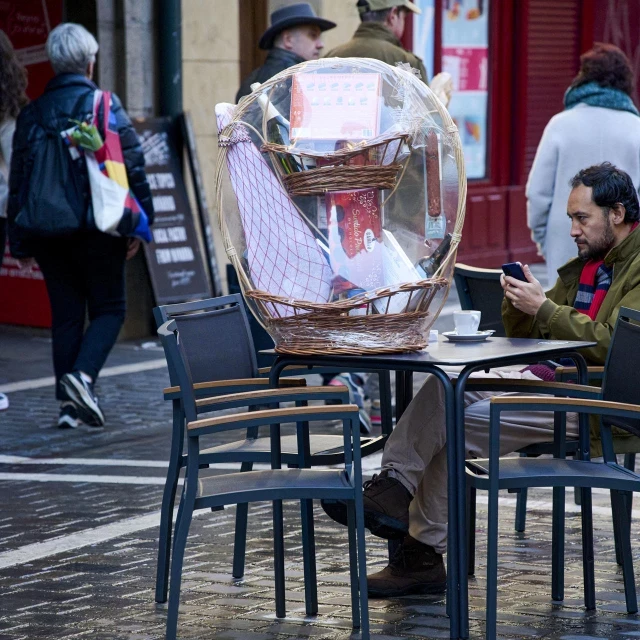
left=2, top=269, right=639, bottom=640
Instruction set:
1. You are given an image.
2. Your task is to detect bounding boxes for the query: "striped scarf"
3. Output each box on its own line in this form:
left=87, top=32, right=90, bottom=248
left=574, top=260, right=613, bottom=320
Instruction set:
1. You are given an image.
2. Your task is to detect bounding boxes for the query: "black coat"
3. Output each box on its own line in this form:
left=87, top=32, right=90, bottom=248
left=7, top=73, right=154, bottom=258
left=236, top=48, right=305, bottom=102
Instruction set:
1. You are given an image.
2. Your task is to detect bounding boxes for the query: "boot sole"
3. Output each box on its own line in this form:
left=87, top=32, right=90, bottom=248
left=60, top=374, right=105, bottom=427
left=321, top=500, right=408, bottom=540
left=368, top=580, right=447, bottom=598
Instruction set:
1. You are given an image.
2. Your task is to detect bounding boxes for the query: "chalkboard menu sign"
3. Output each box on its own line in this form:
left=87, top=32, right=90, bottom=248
left=134, top=118, right=211, bottom=304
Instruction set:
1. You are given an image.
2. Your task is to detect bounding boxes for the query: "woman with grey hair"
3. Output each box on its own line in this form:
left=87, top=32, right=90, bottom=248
left=7, top=22, right=154, bottom=429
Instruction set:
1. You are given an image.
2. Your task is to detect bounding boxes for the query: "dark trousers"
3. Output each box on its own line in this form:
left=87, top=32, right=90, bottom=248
left=33, top=232, right=128, bottom=401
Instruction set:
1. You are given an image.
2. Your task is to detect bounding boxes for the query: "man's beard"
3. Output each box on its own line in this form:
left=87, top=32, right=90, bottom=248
left=576, top=221, right=615, bottom=261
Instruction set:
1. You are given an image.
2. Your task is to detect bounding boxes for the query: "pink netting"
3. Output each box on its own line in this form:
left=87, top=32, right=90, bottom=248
left=216, top=104, right=331, bottom=316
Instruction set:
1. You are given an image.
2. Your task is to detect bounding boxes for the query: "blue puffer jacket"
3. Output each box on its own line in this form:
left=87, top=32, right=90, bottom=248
left=7, top=73, right=154, bottom=258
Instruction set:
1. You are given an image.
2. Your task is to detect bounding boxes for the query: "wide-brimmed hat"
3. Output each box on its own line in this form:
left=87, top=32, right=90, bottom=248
left=357, top=0, right=421, bottom=14
left=259, top=3, right=337, bottom=50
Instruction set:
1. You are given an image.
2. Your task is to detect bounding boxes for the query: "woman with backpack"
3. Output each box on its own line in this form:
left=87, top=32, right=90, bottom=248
left=0, top=30, right=28, bottom=412
left=7, top=23, right=154, bottom=429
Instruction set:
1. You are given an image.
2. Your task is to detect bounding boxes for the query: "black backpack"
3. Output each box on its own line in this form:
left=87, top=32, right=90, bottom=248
left=13, top=94, right=91, bottom=237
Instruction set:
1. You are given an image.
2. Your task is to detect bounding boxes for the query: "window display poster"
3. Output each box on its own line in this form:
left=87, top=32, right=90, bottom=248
left=412, top=0, right=435, bottom=82
left=441, top=0, right=489, bottom=179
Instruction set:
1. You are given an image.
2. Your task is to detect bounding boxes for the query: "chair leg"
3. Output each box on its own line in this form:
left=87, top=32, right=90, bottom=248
left=273, top=499, right=286, bottom=619
left=612, top=487, right=625, bottom=567
left=514, top=453, right=528, bottom=532
left=580, top=488, right=596, bottom=610
left=232, top=462, right=254, bottom=579
left=466, top=483, right=476, bottom=576
left=551, top=486, right=565, bottom=601
left=379, top=370, right=393, bottom=437
left=155, top=419, right=183, bottom=603
left=165, top=492, right=194, bottom=640
left=346, top=500, right=360, bottom=629
left=485, top=486, right=500, bottom=640
left=611, top=489, right=638, bottom=613
left=624, top=453, right=635, bottom=541
left=300, top=498, right=318, bottom=616
left=355, top=499, right=369, bottom=639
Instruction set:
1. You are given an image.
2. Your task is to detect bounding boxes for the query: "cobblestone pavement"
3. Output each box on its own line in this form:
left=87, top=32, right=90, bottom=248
left=2, top=306, right=639, bottom=640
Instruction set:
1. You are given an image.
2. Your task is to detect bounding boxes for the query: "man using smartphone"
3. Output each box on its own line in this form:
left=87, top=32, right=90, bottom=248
left=322, top=162, right=640, bottom=597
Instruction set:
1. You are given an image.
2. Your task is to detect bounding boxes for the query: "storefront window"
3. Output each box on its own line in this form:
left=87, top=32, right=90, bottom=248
left=413, top=0, right=490, bottom=180
left=442, top=0, right=489, bottom=179
left=412, top=0, right=436, bottom=85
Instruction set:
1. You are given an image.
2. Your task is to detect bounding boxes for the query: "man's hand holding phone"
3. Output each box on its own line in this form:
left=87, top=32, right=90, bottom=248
left=501, top=262, right=547, bottom=316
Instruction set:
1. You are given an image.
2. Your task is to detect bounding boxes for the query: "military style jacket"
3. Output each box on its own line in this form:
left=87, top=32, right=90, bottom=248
left=502, top=226, right=640, bottom=453
left=325, top=22, right=427, bottom=82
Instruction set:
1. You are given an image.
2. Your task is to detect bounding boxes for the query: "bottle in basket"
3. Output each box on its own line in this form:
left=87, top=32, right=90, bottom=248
left=254, top=87, right=301, bottom=174
left=418, top=233, right=452, bottom=278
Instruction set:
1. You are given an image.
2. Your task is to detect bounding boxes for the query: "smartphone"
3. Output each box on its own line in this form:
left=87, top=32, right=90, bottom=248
left=502, top=262, right=527, bottom=282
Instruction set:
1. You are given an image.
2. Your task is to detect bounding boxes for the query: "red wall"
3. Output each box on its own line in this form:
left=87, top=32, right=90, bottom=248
left=0, top=0, right=63, bottom=327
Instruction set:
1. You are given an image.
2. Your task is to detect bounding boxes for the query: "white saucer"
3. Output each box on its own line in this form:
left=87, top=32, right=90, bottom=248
left=442, top=330, right=495, bottom=343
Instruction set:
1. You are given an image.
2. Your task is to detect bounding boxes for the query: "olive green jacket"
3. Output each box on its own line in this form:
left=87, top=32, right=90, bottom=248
left=502, top=226, right=640, bottom=454
left=324, top=22, right=428, bottom=82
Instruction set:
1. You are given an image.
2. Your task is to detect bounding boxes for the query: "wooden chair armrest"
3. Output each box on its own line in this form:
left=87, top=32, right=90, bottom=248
left=554, top=365, right=604, bottom=384
left=196, top=385, right=349, bottom=410
left=164, top=376, right=306, bottom=400
left=257, top=365, right=308, bottom=376
left=490, top=395, right=640, bottom=419
left=187, top=403, right=360, bottom=435
left=463, top=378, right=599, bottom=397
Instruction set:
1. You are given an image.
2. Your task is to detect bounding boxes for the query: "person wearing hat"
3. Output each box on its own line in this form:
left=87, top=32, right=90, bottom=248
left=236, top=3, right=336, bottom=102
left=324, top=0, right=427, bottom=81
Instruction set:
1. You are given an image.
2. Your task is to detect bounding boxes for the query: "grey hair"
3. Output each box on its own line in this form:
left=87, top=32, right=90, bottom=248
left=46, top=23, right=99, bottom=75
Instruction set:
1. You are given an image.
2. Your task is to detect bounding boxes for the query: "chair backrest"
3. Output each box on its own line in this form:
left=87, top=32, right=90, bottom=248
left=601, top=306, right=640, bottom=438
left=153, top=295, right=258, bottom=385
left=158, top=320, right=199, bottom=424
left=453, top=263, right=506, bottom=336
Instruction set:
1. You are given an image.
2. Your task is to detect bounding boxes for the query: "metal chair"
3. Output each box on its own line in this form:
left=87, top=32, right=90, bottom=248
left=158, top=319, right=369, bottom=640
left=153, top=294, right=388, bottom=606
left=453, top=263, right=506, bottom=336
left=467, top=306, right=640, bottom=639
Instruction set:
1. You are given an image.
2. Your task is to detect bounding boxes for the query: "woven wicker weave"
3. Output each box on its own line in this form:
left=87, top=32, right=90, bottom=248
left=215, top=58, right=467, bottom=355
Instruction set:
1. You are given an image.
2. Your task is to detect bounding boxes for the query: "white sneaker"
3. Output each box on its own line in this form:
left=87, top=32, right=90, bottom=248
left=0, top=393, right=8, bottom=411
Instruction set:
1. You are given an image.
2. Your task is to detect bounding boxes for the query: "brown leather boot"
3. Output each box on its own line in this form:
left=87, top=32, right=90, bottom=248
left=368, top=535, right=447, bottom=598
left=321, top=469, right=413, bottom=539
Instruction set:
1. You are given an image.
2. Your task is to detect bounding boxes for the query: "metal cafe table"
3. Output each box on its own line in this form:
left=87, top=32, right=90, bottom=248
left=265, top=336, right=596, bottom=639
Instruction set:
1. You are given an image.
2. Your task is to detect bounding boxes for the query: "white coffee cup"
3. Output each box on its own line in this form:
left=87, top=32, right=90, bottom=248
left=453, top=310, right=481, bottom=335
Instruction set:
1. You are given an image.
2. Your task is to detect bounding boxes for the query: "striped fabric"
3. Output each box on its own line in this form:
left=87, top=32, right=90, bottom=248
left=574, top=260, right=613, bottom=320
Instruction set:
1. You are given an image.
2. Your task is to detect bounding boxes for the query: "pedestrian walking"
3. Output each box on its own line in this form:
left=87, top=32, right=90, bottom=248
left=236, top=3, right=336, bottom=102
left=7, top=23, right=154, bottom=429
left=527, top=43, right=640, bottom=284
left=0, top=30, right=28, bottom=412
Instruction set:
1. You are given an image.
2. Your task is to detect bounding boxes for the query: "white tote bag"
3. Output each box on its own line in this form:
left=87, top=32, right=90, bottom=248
left=85, top=91, right=129, bottom=234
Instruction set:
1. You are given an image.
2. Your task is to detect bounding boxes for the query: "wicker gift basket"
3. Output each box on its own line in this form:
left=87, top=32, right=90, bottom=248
left=215, top=58, right=466, bottom=355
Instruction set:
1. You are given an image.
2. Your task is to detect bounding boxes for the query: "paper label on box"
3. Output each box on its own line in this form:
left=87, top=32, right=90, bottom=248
left=326, top=188, right=384, bottom=293
left=290, top=73, right=382, bottom=141
left=426, top=214, right=446, bottom=239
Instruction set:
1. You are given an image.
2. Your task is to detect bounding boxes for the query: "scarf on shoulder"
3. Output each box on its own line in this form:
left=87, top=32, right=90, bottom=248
left=564, top=81, right=640, bottom=116
left=574, top=259, right=613, bottom=320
